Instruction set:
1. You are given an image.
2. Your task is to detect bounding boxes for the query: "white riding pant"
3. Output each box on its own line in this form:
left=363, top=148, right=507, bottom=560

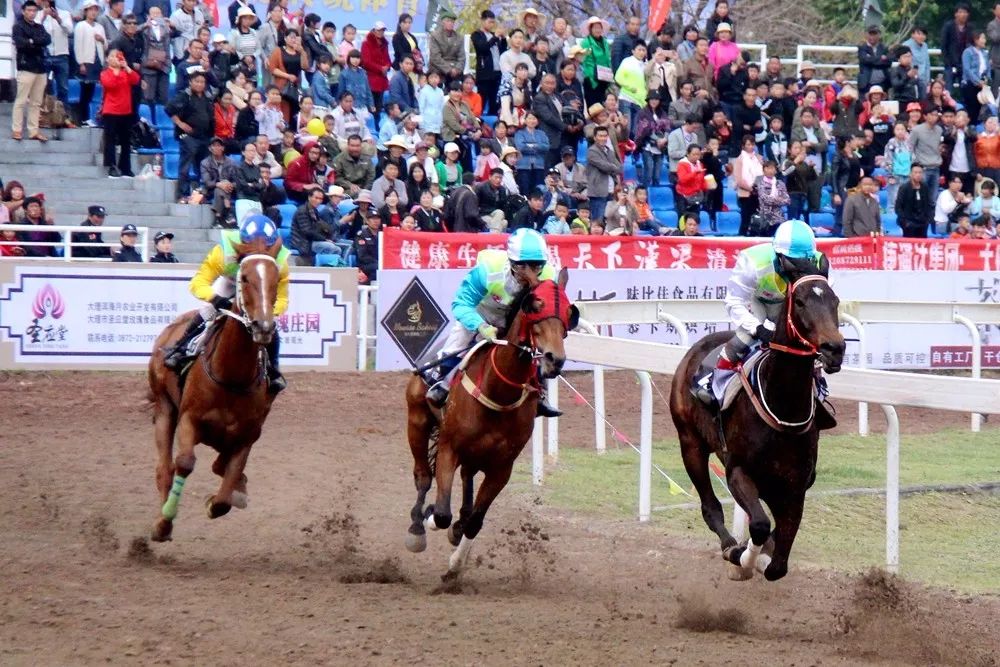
left=198, top=276, right=236, bottom=320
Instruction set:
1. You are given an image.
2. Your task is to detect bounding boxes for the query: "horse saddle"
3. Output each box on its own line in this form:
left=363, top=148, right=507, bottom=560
left=693, top=344, right=766, bottom=412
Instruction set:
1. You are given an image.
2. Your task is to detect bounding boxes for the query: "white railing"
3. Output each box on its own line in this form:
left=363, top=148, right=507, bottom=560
left=563, top=330, right=1000, bottom=573
left=575, top=298, right=1000, bottom=435
left=0, top=225, right=150, bottom=262
left=357, top=284, right=377, bottom=370
left=790, top=44, right=943, bottom=84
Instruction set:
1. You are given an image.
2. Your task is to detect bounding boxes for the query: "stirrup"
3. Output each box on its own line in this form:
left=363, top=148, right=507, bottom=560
left=536, top=398, right=562, bottom=418
left=163, top=346, right=188, bottom=370
left=267, top=368, right=286, bottom=394
left=426, top=380, right=449, bottom=407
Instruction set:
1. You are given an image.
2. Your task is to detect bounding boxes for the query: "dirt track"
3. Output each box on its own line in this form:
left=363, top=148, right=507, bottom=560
left=2, top=371, right=997, bottom=666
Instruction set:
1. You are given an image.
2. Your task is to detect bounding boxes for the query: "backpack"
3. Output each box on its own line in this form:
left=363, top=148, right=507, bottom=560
left=131, top=118, right=161, bottom=149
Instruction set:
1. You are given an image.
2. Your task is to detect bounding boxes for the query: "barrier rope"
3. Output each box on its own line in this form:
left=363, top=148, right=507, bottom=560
left=557, top=375, right=694, bottom=498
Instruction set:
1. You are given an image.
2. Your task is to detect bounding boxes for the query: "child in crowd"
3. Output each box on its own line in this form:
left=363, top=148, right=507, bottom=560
left=570, top=218, right=589, bottom=234
left=418, top=70, right=445, bottom=135
left=413, top=190, right=445, bottom=231
left=475, top=139, right=500, bottom=181
left=543, top=201, right=572, bottom=234
left=883, top=123, right=912, bottom=215
left=950, top=215, right=971, bottom=238
left=633, top=186, right=667, bottom=235
left=258, top=86, right=287, bottom=152
left=573, top=202, right=591, bottom=231
left=970, top=179, right=1000, bottom=220
left=311, top=55, right=338, bottom=108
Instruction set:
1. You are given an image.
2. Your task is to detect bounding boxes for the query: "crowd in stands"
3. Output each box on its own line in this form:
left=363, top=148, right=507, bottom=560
left=8, top=0, right=1000, bottom=277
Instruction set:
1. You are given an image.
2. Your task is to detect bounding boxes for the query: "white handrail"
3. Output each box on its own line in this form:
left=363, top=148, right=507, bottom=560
left=0, top=224, right=151, bottom=262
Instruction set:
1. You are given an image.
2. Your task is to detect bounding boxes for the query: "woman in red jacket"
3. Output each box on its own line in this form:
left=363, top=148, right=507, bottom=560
left=100, top=49, right=140, bottom=178
left=284, top=141, right=324, bottom=203
left=675, top=143, right=709, bottom=228
left=213, top=89, right=240, bottom=154
left=360, top=22, right=391, bottom=129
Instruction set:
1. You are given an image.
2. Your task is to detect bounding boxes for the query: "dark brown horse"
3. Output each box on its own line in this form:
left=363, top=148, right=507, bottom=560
left=147, top=238, right=284, bottom=542
left=670, top=256, right=845, bottom=581
left=404, top=269, right=578, bottom=578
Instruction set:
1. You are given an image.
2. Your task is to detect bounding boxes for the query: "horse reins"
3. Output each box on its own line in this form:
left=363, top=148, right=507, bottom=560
left=766, top=274, right=828, bottom=357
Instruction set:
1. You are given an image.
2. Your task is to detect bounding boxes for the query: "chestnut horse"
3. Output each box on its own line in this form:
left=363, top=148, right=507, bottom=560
left=670, top=255, right=845, bottom=581
left=404, top=268, right=578, bottom=579
left=147, top=238, right=283, bottom=542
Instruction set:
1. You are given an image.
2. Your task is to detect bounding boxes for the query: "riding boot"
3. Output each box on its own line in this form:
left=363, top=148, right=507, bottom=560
left=265, top=335, right=286, bottom=394
left=163, top=314, right=206, bottom=369
left=424, top=356, right=461, bottom=407
left=536, top=387, right=563, bottom=418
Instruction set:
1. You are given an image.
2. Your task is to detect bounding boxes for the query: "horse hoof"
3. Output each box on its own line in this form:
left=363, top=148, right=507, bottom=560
left=205, top=495, right=232, bottom=519
left=726, top=562, right=754, bottom=581
left=151, top=520, right=173, bottom=542
left=231, top=491, right=248, bottom=509
left=405, top=532, right=427, bottom=553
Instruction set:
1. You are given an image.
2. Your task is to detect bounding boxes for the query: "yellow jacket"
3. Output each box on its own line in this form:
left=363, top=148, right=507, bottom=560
left=190, top=244, right=290, bottom=316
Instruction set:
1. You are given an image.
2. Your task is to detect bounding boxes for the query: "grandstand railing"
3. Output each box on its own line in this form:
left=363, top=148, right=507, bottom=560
left=0, top=225, right=150, bottom=262
left=789, top=44, right=943, bottom=85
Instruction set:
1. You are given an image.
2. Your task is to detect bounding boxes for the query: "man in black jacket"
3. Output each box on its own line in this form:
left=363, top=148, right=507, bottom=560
left=112, top=224, right=144, bottom=262
left=888, top=47, right=922, bottom=105
left=444, top=174, right=483, bottom=232
left=111, top=13, right=144, bottom=121
left=532, top=73, right=577, bottom=168
left=71, top=205, right=111, bottom=259
left=470, top=10, right=506, bottom=116
left=611, top=16, right=643, bottom=71
left=941, top=3, right=974, bottom=92
left=857, top=26, right=890, bottom=94
left=292, top=188, right=339, bottom=265
left=475, top=168, right=508, bottom=231
left=302, top=13, right=328, bottom=85
left=167, top=71, right=215, bottom=202
left=895, top=164, right=933, bottom=238
left=11, top=0, right=51, bottom=142
left=510, top=189, right=547, bottom=231
left=355, top=212, right=381, bottom=285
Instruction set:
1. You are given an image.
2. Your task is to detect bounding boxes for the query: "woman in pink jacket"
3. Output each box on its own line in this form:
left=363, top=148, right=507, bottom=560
left=707, top=23, right=740, bottom=79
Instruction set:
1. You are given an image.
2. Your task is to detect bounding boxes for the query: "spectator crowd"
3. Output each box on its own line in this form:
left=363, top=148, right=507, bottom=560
left=7, top=0, right=1000, bottom=276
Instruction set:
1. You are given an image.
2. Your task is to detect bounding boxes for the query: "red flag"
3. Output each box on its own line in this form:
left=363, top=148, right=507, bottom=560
left=612, top=428, right=630, bottom=444
left=648, top=0, right=672, bottom=32
left=709, top=462, right=726, bottom=478
left=572, top=391, right=587, bottom=406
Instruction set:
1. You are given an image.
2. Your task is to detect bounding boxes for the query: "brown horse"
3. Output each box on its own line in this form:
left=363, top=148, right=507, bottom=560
left=669, top=255, right=845, bottom=581
left=147, top=238, right=284, bottom=542
left=404, top=269, right=578, bottom=578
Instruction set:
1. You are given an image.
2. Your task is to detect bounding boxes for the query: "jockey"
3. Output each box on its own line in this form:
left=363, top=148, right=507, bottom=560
left=425, top=228, right=562, bottom=417
left=163, top=213, right=291, bottom=394
left=695, top=219, right=824, bottom=405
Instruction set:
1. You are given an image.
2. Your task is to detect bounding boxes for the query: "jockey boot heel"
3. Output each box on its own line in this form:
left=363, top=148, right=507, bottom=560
left=266, top=337, right=286, bottom=394
left=536, top=390, right=563, bottom=418
left=164, top=315, right=205, bottom=370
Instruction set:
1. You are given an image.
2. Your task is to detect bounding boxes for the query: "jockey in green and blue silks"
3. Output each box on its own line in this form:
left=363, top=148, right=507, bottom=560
left=695, top=220, right=825, bottom=404
left=425, top=228, right=562, bottom=417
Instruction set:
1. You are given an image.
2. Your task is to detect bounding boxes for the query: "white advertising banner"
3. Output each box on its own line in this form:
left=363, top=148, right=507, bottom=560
left=375, top=269, right=1000, bottom=372
left=0, top=262, right=357, bottom=370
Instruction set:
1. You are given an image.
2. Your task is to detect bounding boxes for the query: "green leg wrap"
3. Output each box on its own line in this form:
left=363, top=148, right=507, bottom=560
left=161, top=474, right=186, bottom=520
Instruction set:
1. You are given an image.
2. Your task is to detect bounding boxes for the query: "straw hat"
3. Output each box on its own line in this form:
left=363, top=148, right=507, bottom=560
left=384, top=135, right=409, bottom=150
left=714, top=22, right=732, bottom=35
left=326, top=185, right=345, bottom=198
left=583, top=16, right=610, bottom=34
left=236, top=5, right=255, bottom=17
left=588, top=103, right=606, bottom=120
left=501, top=146, right=520, bottom=160
left=866, top=85, right=885, bottom=98
left=798, top=60, right=816, bottom=74
left=567, top=45, right=590, bottom=58
left=520, top=8, right=543, bottom=22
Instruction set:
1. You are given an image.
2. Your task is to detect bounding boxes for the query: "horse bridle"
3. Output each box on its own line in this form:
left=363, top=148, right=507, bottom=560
left=766, top=274, right=829, bottom=357
left=218, top=253, right=279, bottom=333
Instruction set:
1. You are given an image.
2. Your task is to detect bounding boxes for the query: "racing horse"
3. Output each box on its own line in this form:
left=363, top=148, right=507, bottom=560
left=146, top=237, right=284, bottom=542
left=669, top=255, right=845, bottom=581
left=404, top=268, right=578, bottom=578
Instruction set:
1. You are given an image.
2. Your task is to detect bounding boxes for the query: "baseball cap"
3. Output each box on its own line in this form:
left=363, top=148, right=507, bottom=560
left=561, top=145, right=576, bottom=157
left=154, top=231, right=174, bottom=242
left=88, top=205, right=106, bottom=217
left=372, top=20, right=386, bottom=31
left=211, top=33, right=227, bottom=44
left=121, top=224, right=138, bottom=235
left=327, top=184, right=345, bottom=197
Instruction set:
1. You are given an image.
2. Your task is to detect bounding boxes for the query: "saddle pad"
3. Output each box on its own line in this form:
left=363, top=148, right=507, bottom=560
left=714, top=347, right=767, bottom=411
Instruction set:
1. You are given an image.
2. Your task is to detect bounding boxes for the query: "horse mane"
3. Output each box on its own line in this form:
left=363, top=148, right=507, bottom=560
left=501, top=282, right=535, bottom=336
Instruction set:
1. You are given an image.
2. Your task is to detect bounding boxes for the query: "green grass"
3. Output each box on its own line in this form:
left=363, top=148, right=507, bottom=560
left=517, top=429, right=1000, bottom=594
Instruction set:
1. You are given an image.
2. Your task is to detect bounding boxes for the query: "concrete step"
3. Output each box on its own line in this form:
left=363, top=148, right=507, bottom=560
left=47, top=201, right=175, bottom=217
left=0, top=134, right=99, bottom=153
left=8, top=164, right=108, bottom=178
left=90, top=214, right=212, bottom=230
left=4, top=151, right=97, bottom=165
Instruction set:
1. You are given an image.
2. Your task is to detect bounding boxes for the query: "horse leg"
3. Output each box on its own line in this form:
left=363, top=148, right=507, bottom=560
left=444, top=461, right=513, bottom=579
left=154, top=415, right=198, bottom=540
left=206, top=446, right=251, bottom=519
left=151, top=398, right=178, bottom=542
left=212, top=453, right=248, bottom=509
left=405, top=408, right=435, bottom=553
left=762, top=494, right=805, bottom=582
left=723, top=466, right=771, bottom=581
left=426, top=438, right=458, bottom=532
left=449, top=466, right=476, bottom=548
left=678, top=431, right=735, bottom=551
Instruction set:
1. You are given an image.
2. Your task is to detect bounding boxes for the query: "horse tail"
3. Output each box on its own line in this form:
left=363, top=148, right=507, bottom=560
left=427, top=425, right=439, bottom=477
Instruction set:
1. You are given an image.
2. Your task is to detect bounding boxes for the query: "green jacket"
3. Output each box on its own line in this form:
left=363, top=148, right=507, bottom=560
left=580, top=35, right=612, bottom=88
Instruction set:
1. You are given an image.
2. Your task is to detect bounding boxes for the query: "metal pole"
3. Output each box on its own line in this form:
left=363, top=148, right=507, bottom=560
left=577, top=319, right=607, bottom=453
left=532, top=417, right=544, bottom=486
left=953, top=311, right=982, bottom=432
left=882, top=404, right=900, bottom=573
left=357, top=287, right=369, bottom=370
left=656, top=306, right=690, bottom=346
left=840, top=313, right=868, bottom=437
left=546, top=378, right=559, bottom=462
left=637, top=370, right=653, bottom=522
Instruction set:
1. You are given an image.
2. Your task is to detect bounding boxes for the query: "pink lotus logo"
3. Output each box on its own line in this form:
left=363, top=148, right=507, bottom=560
left=32, top=284, right=66, bottom=319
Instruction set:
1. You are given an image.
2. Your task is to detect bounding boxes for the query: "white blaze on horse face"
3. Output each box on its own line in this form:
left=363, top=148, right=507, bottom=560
left=256, top=260, right=272, bottom=322
left=812, top=286, right=825, bottom=297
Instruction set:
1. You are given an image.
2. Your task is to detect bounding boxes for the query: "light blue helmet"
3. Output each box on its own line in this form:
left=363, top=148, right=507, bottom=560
left=507, top=228, right=548, bottom=264
left=239, top=213, right=279, bottom=246
left=772, top=220, right=816, bottom=260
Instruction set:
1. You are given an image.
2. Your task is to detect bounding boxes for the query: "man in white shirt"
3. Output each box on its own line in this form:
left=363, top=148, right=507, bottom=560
left=330, top=92, right=374, bottom=154
left=169, top=0, right=204, bottom=64
left=934, top=175, right=973, bottom=235
left=38, top=0, right=72, bottom=109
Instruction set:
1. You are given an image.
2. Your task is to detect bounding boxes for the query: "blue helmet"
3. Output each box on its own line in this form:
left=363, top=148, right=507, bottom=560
left=239, top=213, right=279, bottom=246
left=507, top=228, right=548, bottom=263
left=772, top=220, right=816, bottom=260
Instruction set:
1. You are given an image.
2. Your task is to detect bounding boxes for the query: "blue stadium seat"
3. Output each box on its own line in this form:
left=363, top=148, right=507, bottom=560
left=272, top=178, right=284, bottom=191
left=717, top=210, right=741, bottom=235
left=278, top=227, right=292, bottom=247
left=160, top=133, right=179, bottom=153
left=164, top=152, right=180, bottom=179
left=481, top=115, right=498, bottom=128
left=276, top=203, right=297, bottom=227
left=882, top=213, right=902, bottom=236
left=647, top=185, right=673, bottom=208
left=315, top=253, right=342, bottom=267
left=811, top=212, right=835, bottom=229
left=68, top=79, right=80, bottom=104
